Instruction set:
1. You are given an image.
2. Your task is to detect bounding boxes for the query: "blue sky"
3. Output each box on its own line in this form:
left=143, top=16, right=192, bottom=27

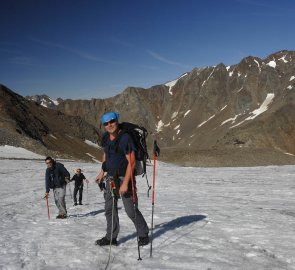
left=0, top=0, right=294, bottom=99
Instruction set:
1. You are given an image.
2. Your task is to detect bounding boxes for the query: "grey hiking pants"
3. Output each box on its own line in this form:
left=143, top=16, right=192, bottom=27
left=53, top=186, right=67, bottom=215
left=104, top=177, right=149, bottom=240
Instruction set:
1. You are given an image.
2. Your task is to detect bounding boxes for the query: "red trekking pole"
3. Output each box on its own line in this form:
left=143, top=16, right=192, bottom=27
left=150, top=140, right=160, bottom=257
left=45, top=196, right=50, bottom=220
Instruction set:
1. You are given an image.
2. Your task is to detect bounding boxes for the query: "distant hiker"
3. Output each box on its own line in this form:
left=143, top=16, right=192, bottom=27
left=95, top=111, right=149, bottom=246
left=44, top=157, right=70, bottom=219
left=71, top=168, right=88, bottom=206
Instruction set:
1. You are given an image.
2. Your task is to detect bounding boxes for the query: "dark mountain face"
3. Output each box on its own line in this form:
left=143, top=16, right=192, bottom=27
left=14, top=50, right=295, bottom=165
left=0, top=84, right=103, bottom=161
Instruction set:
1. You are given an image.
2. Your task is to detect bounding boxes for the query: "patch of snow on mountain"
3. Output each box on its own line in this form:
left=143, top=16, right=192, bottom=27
left=184, top=110, right=191, bottom=117
left=50, top=134, right=57, bottom=139
left=266, top=60, right=276, bottom=68
left=171, top=112, right=178, bottom=119
left=221, top=115, right=239, bottom=126
left=40, top=101, right=48, bottom=108
left=198, top=115, right=215, bottom=128
left=165, top=73, right=188, bottom=95
left=226, top=66, right=231, bottom=71
left=254, top=59, right=261, bottom=73
left=50, top=98, right=59, bottom=105
left=290, top=76, right=295, bottom=81
left=221, top=105, right=228, bottom=111
left=230, top=94, right=275, bottom=128
left=174, top=124, right=180, bottom=130
left=245, top=93, right=275, bottom=120
left=229, top=71, right=234, bottom=77
left=0, top=145, right=44, bottom=159
left=287, top=85, right=293, bottom=90
left=85, top=153, right=99, bottom=163
left=176, top=129, right=180, bottom=135
left=279, top=55, right=288, bottom=63
left=202, top=67, right=215, bottom=87
left=156, top=120, right=164, bottom=132
left=84, top=140, right=101, bottom=149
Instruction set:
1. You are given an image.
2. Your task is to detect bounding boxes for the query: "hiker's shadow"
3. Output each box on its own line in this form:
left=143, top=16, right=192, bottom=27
left=119, top=214, right=206, bottom=244
left=69, top=209, right=104, bottom=218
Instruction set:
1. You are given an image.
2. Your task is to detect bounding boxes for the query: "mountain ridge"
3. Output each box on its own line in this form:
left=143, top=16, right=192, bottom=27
left=8, top=49, right=295, bottom=166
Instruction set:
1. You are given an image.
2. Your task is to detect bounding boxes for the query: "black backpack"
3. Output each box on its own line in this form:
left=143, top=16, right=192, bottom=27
left=101, top=122, right=149, bottom=176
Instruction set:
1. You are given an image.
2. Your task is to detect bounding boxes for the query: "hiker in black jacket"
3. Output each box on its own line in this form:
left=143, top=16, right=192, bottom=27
left=71, top=168, right=88, bottom=206
left=44, top=157, right=70, bottom=219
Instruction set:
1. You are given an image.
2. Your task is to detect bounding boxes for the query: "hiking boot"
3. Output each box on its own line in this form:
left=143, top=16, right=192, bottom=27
left=56, top=214, right=67, bottom=219
left=95, top=236, right=117, bottom=246
left=79, top=202, right=83, bottom=205
left=138, top=235, right=149, bottom=246
left=74, top=202, right=78, bottom=206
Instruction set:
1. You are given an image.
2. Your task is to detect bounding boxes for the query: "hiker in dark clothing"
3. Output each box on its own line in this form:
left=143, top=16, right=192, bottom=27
left=95, top=111, right=149, bottom=246
left=44, top=157, right=70, bottom=219
left=71, top=168, right=88, bottom=206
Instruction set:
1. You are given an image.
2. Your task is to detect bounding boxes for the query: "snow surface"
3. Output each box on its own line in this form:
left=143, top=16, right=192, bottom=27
left=0, top=145, right=44, bottom=159
left=1, top=156, right=295, bottom=270
left=290, top=76, right=295, bottom=81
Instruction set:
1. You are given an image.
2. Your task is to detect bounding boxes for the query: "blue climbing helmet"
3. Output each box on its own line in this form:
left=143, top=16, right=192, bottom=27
left=101, top=111, right=119, bottom=125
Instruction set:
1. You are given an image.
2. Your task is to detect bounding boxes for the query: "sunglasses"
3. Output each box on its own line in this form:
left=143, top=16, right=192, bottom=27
left=103, top=119, right=117, bottom=126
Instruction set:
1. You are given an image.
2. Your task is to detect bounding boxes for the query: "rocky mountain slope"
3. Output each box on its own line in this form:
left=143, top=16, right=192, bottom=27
left=0, top=85, right=103, bottom=161
left=18, top=50, right=295, bottom=166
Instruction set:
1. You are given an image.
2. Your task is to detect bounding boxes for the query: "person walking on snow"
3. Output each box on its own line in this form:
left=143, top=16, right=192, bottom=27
left=44, top=156, right=70, bottom=219
left=71, top=168, right=88, bottom=206
left=95, top=111, right=149, bottom=246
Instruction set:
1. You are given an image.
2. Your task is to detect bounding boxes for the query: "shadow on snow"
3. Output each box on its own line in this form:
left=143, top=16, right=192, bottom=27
left=68, top=209, right=104, bottom=218
left=119, top=214, right=206, bottom=244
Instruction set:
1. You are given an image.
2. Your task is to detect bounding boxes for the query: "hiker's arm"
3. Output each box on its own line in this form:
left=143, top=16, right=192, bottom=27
left=119, top=151, right=136, bottom=195
left=95, top=153, right=106, bottom=183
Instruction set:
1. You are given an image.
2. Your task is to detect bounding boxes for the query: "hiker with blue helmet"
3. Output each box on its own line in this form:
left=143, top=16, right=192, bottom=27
left=95, top=111, right=149, bottom=246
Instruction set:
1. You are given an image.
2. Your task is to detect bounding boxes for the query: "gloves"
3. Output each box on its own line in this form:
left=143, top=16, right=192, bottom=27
left=98, top=181, right=106, bottom=191
left=44, top=192, right=49, bottom=199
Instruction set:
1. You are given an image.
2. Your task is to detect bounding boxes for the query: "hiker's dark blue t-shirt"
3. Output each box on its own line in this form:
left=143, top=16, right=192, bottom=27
left=104, top=133, right=136, bottom=176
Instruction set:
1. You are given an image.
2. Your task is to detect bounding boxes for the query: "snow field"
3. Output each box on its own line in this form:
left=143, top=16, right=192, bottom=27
left=0, top=159, right=295, bottom=269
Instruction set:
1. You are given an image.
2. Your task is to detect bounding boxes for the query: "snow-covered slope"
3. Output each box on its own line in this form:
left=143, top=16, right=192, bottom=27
left=0, top=145, right=44, bottom=159
left=0, top=157, right=295, bottom=269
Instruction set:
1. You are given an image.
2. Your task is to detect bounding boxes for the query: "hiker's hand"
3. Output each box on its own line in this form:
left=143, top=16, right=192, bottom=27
left=95, top=171, right=104, bottom=183
left=44, top=192, right=49, bottom=199
left=65, top=177, right=70, bottom=183
left=119, top=182, right=128, bottom=195
left=85, top=179, right=89, bottom=184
